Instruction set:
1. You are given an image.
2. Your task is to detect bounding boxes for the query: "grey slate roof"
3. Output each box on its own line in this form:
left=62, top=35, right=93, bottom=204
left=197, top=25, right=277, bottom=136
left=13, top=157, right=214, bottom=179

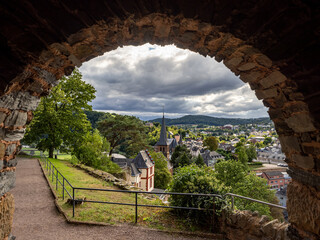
left=133, top=150, right=154, bottom=169
left=264, top=171, right=283, bottom=178
left=155, top=114, right=168, bottom=146
left=111, top=157, right=141, bottom=176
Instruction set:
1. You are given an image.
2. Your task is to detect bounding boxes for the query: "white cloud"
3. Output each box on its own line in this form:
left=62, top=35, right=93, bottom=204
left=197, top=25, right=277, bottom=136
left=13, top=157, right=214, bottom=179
left=80, top=43, right=268, bottom=120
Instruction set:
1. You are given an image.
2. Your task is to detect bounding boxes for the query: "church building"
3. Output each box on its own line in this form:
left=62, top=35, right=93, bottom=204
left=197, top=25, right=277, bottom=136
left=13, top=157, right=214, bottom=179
left=154, top=113, right=180, bottom=162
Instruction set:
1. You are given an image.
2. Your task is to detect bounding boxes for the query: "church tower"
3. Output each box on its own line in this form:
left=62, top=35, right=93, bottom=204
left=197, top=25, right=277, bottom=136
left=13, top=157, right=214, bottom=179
left=155, top=112, right=170, bottom=158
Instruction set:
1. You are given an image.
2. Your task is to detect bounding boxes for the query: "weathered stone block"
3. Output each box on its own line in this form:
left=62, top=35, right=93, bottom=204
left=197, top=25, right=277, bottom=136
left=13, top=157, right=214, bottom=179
left=268, top=108, right=283, bottom=119
left=224, top=57, right=243, bottom=70
left=33, top=67, right=58, bottom=86
left=255, top=88, right=278, bottom=100
left=279, top=135, right=301, bottom=153
left=287, top=181, right=320, bottom=236
left=237, top=62, right=257, bottom=71
left=260, top=71, right=287, bottom=89
left=3, top=129, right=25, bottom=142
left=0, top=193, right=14, bottom=239
left=0, top=171, right=15, bottom=196
left=4, top=111, right=27, bottom=127
left=0, top=160, right=3, bottom=169
left=239, top=71, right=261, bottom=83
left=256, top=55, right=272, bottom=68
left=292, top=154, right=314, bottom=169
left=5, top=144, right=16, bottom=156
left=4, top=159, right=18, bottom=168
left=0, top=112, right=7, bottom=124
left=0, top=92, right=40, bottom=111
left=0, top=143, right=5, bottom=159
left=285, top=114, right=316, bottom=133
left=261, top=219, right=279, bottom=238
left=68, top=54, right=82, bottom=67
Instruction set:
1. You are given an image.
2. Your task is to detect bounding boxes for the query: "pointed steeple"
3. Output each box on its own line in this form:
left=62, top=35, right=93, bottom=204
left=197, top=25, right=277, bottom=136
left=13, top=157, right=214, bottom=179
left=156, top=110, right=168, bottom=146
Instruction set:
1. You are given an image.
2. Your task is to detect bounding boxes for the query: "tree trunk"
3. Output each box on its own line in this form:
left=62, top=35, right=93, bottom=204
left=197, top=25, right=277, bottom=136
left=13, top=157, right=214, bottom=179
left=109, top=148, right=114, bottom=157
left=49, top=147, right=54, bottom=158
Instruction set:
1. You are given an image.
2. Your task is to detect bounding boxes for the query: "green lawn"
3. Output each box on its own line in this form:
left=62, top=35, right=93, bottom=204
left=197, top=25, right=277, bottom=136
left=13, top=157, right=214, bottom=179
left=40, top=157, right=199, bottom=231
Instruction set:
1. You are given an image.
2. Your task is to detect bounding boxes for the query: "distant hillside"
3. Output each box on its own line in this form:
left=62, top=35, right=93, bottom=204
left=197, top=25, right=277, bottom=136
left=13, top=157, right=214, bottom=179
left=149, top=115, right=271, bottom=126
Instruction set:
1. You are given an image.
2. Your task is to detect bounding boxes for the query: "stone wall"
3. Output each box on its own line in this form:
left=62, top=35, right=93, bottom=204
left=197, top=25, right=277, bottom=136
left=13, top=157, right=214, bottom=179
left=0, top=193, right=14, bottom=240
left=221, top=210, right=289, bottom=240
left=0, top=1, right=319, bottom=239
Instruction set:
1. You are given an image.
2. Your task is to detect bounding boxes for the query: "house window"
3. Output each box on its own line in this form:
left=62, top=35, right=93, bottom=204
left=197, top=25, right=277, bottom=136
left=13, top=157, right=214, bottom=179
left=150, top=177, right=152, bottom=188
left=280, top=180, right=283, bottom=183
left=275, top=181, right=277, bottom=183
left=271, top=181, right=273, bottom=183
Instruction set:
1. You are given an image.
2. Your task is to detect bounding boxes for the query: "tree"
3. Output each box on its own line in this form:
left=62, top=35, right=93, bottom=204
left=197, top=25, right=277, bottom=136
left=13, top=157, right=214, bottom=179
left=203, top=136, right=218, bottom=151
left=263, top=137, right=272, bottom=146
left=235, top=145, right=248, bottom=164
left=171, top=145, right=192, bottom=169
left=195, top=154, right=205, bottom=166
left=98, top=114, right=148, bottom=157
left=214, top=160, right=249, bottom=187
left=23, top=68, right=96, bottom=158
left=168, top=164, right=227, bottom=226
left=246, top=144, right=257, bottom=162
left=72, top=129, right=110, bottom=168
left=178, top=153, right=191, bottom=167
left=150, top=152, right=172, bottom=189
left=214, top=160, right=275, bottom=217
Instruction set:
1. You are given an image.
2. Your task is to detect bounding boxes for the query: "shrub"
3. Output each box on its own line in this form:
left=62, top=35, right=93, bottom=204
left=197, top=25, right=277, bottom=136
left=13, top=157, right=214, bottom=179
left=168, top=164, right=227, bottom=226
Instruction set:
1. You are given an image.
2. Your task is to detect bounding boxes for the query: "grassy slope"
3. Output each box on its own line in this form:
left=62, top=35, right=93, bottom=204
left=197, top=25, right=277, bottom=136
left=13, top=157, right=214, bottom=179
left=41, top=157, right=195, bottom=231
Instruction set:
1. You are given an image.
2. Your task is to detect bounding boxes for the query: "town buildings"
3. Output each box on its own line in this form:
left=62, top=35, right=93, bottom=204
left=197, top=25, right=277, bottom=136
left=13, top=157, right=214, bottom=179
left=112, top=150, right=155, bottom=192
left=259, top=171, right=292, bottom=190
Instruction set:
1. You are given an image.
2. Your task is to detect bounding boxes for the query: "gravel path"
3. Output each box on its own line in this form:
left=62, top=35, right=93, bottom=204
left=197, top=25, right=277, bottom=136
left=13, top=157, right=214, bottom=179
left=11, top=157, right=217, bottom=240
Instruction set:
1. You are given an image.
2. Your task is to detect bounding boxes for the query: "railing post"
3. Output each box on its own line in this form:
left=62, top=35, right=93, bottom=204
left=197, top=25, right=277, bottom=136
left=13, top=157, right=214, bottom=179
left=231, top=195, right=234, bottom=211
left=52, top=166, right=54, bottom=182
left=62, top=178, right=65, bottom=200
left=135, top=192, right=138, bottom=224
left=72, top=188, right=75, bottom=218
left=56, top=170, right=58, bottom=190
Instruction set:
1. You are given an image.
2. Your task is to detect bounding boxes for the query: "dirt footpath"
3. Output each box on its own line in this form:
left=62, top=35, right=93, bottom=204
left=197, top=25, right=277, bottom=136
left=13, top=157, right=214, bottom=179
left=11, top=157, right=217, bottom=240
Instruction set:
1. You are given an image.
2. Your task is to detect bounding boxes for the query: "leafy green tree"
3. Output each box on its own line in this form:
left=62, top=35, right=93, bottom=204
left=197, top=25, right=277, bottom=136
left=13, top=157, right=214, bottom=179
left=195, top=154, right=205, bottom=166
left=168, top=164, right=227, bottom=225
left=215, top=160, right=275, bottom=217
left=263, top=137, right=272, bottom=146
left=72, top=129, right=109, bottom=168
left=214, top=160, right=249, bottom=187
left=23, top=68, right=96, bottom=158
left=246, top=144, right=257, bottom=162
left=150, top=152, right=172, bottom=189
left=178, top=153, right=191, bottom=167
left=171, top=145, right=192, bottom=169
left=203, top=136, right=218, bottom=151
left=232, top=173, right=275, bottom=216
left=216, top=149, right=234, bottom=161
left=84, top=110, right=108, bottom=129
left=98, top=114, right=148, bottom=156
left=235, top=145, right=248, bottom=164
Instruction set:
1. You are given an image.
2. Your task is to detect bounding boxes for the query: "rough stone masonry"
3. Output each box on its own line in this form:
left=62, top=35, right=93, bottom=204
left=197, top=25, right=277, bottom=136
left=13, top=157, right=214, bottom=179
left=0, top=1, right=319, bottom=239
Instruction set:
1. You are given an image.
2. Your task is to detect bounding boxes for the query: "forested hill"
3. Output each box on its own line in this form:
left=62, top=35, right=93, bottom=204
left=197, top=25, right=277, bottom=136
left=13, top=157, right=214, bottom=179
left=149, top=115, right=271, bottom=126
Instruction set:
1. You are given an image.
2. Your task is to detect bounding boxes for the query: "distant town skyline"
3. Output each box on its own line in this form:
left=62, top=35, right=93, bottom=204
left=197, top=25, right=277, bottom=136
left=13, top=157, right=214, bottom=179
left=80, top=43, right=269, bottom=121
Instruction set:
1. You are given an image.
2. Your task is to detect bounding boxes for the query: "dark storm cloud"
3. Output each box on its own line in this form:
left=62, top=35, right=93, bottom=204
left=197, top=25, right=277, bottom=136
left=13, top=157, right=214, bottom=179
left=80, top=44, right=268, bottom=118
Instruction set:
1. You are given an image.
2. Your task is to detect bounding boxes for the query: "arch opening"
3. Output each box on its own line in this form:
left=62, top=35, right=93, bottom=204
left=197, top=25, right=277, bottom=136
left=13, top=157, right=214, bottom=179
left=0, top=11, right=319, bottom=240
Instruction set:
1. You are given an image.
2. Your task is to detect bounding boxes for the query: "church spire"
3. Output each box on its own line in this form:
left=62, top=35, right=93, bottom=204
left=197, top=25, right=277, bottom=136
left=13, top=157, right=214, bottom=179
left=156, top=109, right=168, bottom=146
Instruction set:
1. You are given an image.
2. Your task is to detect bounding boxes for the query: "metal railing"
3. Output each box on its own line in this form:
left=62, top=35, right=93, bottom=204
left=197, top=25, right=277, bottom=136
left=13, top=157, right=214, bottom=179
left=39, top=153, right=223, bottom=223
left=39, top=153, right=286, bottom=225
left=226, top=193, right=287, bottom=210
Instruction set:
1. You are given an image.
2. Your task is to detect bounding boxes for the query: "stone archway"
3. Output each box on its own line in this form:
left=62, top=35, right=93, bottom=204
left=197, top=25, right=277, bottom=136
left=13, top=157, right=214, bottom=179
left=0, top=1, right=319, bottom=239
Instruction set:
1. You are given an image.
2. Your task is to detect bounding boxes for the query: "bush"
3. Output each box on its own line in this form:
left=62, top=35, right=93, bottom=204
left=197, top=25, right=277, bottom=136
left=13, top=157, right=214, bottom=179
left=168, top=164, right=227, bottom=227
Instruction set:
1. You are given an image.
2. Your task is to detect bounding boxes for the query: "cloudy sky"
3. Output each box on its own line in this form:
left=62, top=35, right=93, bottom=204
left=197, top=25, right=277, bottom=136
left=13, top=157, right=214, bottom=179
left=80, top=43, right=268, bottom=121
